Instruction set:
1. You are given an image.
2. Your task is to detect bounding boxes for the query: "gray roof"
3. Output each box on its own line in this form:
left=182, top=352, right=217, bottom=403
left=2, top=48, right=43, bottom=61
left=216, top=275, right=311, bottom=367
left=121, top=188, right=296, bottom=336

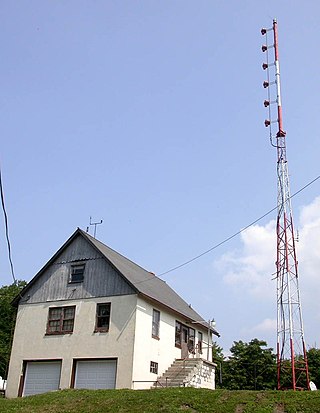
left=80, top=229, right=219, bottom=336
left=15, top=228, right=219, bottom=336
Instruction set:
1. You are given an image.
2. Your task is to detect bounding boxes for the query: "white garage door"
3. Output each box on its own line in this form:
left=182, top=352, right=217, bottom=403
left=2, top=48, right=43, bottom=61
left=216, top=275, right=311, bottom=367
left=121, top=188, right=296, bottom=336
left=23, top=361, right=61, bottom=397
left=75, top=360, right=117, bottom=390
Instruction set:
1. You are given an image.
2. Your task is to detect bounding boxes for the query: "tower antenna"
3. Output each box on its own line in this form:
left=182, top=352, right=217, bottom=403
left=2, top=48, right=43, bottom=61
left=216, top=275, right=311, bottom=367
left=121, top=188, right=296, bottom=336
left=261, top=19, right=310, bottom=390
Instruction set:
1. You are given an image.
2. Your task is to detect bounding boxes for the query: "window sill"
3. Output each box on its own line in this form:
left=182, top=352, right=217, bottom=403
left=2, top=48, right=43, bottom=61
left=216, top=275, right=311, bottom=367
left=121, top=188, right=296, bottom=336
left=45, top=331, right=73, bottom=336
left=94, top=329, right=109, bottom=333
left=152, top=335, right=160, bottom=340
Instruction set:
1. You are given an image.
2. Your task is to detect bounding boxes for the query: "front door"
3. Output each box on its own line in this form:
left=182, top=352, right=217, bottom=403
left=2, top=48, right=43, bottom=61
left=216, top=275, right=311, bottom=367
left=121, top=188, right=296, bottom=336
left=181, top=326, right=189, bottom=358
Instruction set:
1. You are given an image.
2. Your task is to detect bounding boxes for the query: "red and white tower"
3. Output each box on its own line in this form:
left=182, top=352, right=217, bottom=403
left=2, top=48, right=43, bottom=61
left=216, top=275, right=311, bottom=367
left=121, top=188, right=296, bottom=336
left=261, top=19, right=310, bottom=390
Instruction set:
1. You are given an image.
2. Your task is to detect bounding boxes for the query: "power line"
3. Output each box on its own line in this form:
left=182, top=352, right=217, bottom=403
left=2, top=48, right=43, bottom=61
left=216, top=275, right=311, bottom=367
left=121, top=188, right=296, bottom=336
left=0, top=165, right=16, bottom=283
left=158, top=174, right=320, bottom=277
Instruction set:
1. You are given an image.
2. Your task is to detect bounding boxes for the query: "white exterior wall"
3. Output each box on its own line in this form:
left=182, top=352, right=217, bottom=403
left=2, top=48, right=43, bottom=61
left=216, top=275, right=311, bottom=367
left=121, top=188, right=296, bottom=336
left=6, top=295, right=138, bottom=398
left=131, top=298, right=210, bottom=389
left=187, top=361, right=216, bottom=390
left=7, top=293, right=214, bottom=397
left=131, top=298, right=181, bottom=389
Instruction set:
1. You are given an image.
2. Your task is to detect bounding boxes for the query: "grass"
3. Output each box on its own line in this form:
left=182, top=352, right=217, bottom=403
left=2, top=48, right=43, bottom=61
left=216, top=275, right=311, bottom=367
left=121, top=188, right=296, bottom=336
left=1, top=388, right=320, bottom=413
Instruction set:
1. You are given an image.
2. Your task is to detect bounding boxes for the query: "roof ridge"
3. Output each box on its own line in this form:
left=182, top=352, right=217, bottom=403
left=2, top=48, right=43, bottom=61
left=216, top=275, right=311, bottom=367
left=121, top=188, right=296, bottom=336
left=78, top=228, right=159, bottom=278
left=18, top=228, right=219, bottom=337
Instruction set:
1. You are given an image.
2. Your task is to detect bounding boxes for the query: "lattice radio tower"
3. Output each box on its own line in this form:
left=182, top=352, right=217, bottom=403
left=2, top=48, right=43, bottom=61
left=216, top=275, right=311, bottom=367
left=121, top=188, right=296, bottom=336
left=261, top=19, right=310, bottom=390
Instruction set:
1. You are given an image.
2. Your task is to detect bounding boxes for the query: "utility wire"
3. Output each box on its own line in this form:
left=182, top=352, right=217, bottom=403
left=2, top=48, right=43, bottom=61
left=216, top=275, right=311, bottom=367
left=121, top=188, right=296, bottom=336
left=158, top=174, right=320, bottom=277
left=0, top=165, right=16, bottom=283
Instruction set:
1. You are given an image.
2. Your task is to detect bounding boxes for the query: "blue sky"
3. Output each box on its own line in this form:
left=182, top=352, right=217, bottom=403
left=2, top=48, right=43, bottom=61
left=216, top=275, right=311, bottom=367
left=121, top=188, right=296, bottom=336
left=1, top=1, right=320, bottom=354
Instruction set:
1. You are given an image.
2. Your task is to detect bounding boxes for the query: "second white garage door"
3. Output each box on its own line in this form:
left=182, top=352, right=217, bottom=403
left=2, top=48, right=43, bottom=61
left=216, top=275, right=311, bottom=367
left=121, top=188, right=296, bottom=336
left=74, top=359, right=117, bottom=390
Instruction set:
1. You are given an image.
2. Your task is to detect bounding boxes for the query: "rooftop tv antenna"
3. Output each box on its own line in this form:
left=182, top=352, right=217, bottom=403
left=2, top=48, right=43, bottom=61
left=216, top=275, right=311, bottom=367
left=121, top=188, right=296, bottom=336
left=87, top=216, right=103, bottom=238
left=261, top=19, right=310, bottom=390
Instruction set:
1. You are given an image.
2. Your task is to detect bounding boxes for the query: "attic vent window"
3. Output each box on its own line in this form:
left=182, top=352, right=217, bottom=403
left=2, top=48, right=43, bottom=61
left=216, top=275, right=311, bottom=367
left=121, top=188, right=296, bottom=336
left=70, top=263, right=85, bottom=283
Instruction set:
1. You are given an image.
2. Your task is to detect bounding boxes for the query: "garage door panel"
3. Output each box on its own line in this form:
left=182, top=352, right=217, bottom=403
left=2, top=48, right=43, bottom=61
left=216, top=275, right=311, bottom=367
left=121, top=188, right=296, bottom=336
left=23, top=361, right=61, bottom=396
left=75, top=360, right=116, bottom=389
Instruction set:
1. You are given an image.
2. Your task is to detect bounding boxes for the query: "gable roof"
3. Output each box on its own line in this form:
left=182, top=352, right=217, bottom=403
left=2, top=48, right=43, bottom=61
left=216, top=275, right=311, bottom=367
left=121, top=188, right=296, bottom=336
left=15, top=228, right=219, bottom=336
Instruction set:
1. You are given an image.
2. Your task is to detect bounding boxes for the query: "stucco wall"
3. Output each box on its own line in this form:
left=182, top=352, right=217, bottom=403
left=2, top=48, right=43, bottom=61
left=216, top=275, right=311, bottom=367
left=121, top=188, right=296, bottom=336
left=187, top=360, right=216, bottom=390
left=131, top=298, right=181, bottom=389
left=6, top=295, right=138, bottom=398
left=131, top=297, right=210, bottom=389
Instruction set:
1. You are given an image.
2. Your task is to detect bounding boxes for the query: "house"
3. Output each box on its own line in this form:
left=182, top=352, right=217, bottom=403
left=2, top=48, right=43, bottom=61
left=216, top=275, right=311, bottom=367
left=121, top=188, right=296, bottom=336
left=6, top=228, right=219, bottom=398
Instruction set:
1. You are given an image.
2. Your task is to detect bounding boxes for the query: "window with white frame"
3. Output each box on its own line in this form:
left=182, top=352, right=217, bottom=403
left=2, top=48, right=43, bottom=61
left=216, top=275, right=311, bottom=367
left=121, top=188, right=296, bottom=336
left=152, top=309, right=160, bottom=339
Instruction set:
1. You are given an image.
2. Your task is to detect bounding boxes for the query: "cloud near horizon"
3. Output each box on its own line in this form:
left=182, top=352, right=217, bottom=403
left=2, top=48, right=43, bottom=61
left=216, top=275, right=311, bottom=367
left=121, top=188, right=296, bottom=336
left=215, top=220, right=276, bottom=299
left=243, top=318, right=277, bottom=336
left=214, top=196, right=320, bottom=345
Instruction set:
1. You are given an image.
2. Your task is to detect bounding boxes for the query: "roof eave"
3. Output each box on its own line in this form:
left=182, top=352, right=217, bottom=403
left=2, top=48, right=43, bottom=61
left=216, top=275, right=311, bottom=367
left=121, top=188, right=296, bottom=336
left=138, top=292, right=220, bottom=336
left=12, top=228, right=85, bottom=306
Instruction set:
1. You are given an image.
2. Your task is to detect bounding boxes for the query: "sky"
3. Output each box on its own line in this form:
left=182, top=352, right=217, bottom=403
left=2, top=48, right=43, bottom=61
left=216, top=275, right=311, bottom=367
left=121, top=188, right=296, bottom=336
left=1, top=1, right=320, bottom=355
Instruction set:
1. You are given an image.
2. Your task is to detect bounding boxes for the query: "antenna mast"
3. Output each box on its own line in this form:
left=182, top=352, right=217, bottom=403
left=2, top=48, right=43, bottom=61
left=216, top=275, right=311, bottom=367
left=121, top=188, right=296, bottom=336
left=88, top=216, right=103, bottom=238
left=261, top=19, right=309, bottom=390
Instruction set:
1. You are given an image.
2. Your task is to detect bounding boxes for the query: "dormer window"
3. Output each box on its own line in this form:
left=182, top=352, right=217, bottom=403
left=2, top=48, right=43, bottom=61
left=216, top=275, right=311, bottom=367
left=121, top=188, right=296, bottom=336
left=70, top=263, right=85, bottom=283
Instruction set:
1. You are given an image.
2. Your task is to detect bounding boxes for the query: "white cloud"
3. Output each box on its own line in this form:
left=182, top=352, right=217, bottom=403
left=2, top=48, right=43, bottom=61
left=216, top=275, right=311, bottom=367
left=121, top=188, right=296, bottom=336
left=214, top=196, right=320, bottom=348
left=246, top=318, right=277, bottom=335
left=297, top=196, right=320, bottom=287
left=215, top=220, right=276, bottom=298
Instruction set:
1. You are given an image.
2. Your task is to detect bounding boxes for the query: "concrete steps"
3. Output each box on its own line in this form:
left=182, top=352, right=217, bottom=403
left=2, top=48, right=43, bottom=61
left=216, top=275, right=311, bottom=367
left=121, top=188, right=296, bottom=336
left=155, top=358, right=202, bottom=388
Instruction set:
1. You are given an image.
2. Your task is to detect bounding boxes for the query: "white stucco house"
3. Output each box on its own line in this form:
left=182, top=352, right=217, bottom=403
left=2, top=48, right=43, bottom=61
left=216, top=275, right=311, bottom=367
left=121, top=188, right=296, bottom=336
left=6, top=228, right=219, bottom=398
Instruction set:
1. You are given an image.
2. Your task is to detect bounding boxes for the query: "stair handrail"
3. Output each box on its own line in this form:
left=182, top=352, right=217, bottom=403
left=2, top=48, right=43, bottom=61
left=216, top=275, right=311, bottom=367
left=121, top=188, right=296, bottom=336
left=162, top=356, right=199, bottom=386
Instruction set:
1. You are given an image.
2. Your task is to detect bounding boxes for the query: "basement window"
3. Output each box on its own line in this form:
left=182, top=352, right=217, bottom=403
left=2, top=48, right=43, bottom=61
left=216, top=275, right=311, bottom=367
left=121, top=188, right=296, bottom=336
left=150, top=361, right=158, bottom=374
left=69, top=263, right=85, bottom=283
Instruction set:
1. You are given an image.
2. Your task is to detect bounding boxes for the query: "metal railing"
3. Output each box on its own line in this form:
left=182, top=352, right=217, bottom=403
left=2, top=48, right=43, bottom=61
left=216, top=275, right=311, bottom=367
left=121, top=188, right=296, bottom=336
left=132, top=380, right=165, bottom=389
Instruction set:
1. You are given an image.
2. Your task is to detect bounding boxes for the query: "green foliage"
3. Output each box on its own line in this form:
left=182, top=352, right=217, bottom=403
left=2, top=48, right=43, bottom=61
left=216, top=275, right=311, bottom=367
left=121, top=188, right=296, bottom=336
left=0, top=280, right=27, bottom=379
left=212, top=341, right=224, bottom=388
left=307, top=347, right=320, bottom=388
left=1, top=388, right=320, bottom=413
left=277, top=349, right=320, bottom=390
left=221, top=339, right=277, bottom=390
left=212, top=341, right=224, bottom=363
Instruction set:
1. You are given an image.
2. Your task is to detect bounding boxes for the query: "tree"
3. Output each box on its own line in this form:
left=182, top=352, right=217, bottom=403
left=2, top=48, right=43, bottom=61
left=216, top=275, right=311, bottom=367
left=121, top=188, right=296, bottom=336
left=0, top=280, right=27, bottom=379
left=222, top=338, right=276, bottom=390
left=212, top=341, right=224, bottom=388
left=307, top=347, right=320, bottom=389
